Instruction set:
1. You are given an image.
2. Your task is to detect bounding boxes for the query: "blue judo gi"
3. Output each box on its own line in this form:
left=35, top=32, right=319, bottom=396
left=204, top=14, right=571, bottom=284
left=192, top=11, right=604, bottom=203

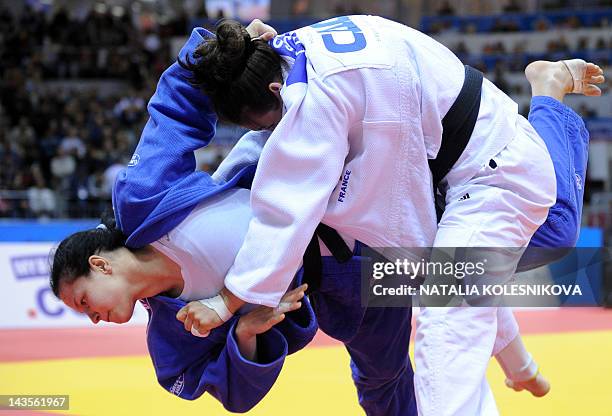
left=112, top=26, right=588, bottom=415
left=113, top=27, right=418, bottom=416
left=142, top=249, right=416, bottom=415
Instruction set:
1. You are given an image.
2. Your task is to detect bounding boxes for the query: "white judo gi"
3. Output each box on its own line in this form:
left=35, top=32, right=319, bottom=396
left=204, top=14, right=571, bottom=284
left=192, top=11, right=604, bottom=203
left=221, top=15, right=556, bottom=415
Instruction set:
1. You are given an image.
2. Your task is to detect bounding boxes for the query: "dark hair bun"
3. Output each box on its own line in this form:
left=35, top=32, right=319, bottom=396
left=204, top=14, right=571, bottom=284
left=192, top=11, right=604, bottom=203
left=211, top=20, right=255, bottom=83
left=216, top=19, right=252, bottom=58
left=178, top=18, right=283, bottom=124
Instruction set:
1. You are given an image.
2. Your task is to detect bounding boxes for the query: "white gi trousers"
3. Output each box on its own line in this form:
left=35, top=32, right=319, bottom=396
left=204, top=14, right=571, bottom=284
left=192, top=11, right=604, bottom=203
left=415, top=115, right=556, bottom=415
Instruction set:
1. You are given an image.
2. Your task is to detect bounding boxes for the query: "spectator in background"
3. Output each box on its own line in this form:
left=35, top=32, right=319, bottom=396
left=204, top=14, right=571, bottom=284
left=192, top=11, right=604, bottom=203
left=8, top=117, right=35, bottom=159
left=493, top=17, right=520, bottom=32
left=11, top=164, right=34, bottom=218
left=50, top=147, right=76, bottom=188
left=86, top=112, right=105, bottom=147
left=454, top=41, right=468, bottom=55
left=0, top=138, right=20, bottom=192
left=504, top=0, right=523, bottom=13
left=143, top=29, right=162, bottom=62
left=27, top=164, right=56, bottom=218
left=87, top=169, right=107, bottom=210
left=113, top=88, right=146, bottom=126
left=533, top=17, right=552, bottom=31
left=542, top=0, right=571, bottom=10
left=563, top=16, right=581, bottom=29
left=59, top=125, right=87, bottom=159
left=437, top=0, right=456, bottom=16
left=578, top=103, right=598, bottom=118
left=493, top=63, right=511, bottom=94
left=292, top=0, right=310, bottom=16
left=557, top=36, right=571, bottom=53
left=103, top=158, right=125, bottom=197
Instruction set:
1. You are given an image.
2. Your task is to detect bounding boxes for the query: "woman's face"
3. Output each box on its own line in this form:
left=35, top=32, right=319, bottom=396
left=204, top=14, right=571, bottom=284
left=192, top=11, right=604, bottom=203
left=241, top=106, right=283, bottom=132
left=58, top=256, right=137, bottom=324
left=239, top=82, right=283, bottom=131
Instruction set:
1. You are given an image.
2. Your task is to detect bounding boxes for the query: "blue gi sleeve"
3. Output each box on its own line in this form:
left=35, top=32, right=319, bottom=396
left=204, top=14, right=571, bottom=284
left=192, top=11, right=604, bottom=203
left=113, top=28, right=220, bottom=245
left=163, top=322, right=288, bottom=412
left=143, top=296, right=289, bottom=413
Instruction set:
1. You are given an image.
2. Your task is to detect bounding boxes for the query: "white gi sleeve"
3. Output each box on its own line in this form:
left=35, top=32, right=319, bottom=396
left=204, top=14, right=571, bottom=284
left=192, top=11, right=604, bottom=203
left=224, top=72, right=363, bottom=306
left=212, top=130, right=270, bottom=183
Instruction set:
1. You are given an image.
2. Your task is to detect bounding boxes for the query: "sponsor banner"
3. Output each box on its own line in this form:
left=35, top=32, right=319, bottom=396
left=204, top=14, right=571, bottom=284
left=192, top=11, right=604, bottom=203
left=0, top=243, right=147, bottom=329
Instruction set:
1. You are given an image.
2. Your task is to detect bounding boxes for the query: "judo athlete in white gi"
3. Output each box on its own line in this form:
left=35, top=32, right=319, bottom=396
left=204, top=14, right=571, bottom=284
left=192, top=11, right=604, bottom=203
left=175, top=15, right=605, bottom=415
left=50, top=20, right=419, bottom=413
left=107, top=19, right=597, bottom=413
left=50, top=68, right=597, bottom=414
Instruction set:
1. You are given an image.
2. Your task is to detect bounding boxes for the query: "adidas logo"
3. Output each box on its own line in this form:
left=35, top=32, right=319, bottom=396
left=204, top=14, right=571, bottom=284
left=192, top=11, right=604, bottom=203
left=458, top=193, right=470, bottom=201
left=575, top=173, right=583, bottom=190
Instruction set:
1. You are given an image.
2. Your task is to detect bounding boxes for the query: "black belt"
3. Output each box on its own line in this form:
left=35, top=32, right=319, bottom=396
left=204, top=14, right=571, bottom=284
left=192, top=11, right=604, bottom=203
left=302, top=66, right=483, bottom=289
left=302, top=223, right=352, bottom=294
left=429, top=65, right=483, bottom=220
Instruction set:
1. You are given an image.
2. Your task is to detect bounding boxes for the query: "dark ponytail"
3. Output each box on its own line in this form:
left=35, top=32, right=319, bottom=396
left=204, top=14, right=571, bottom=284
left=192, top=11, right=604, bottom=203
left=178, top=19, right=283, bottom=124
left=49, top=209, right=127, bottom=297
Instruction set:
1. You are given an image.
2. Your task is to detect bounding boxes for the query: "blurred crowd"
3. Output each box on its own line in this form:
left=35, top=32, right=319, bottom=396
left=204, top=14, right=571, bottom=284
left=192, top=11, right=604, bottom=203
left=0, top=4, right=185, bottom=219
left=450, top=35, right=611, bottom=104
left=0, top=4, right=181, bottom=81
left=0, top=3, right=610, bottom=219
left=432, top=0, right=612, bottom=33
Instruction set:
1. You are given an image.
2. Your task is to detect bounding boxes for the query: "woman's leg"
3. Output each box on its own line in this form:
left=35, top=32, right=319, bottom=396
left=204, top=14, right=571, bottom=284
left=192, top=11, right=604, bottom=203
left=415, top=59, right=604, bottom=415
left=345, top=305, right=417, bottom=416
left=416, top=110, right=556, bottom=415
left=494, top=60, right=604, bottom=396
left=494, top=307, right=550, bottom=397
left=518, top=59, right=605, bottom=271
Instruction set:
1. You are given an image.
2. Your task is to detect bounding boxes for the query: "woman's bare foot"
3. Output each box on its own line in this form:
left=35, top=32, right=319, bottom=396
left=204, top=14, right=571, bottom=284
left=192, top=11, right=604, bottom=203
left=525, top=59, right=605, bottom=102
left=505, top=371, right=551, bottom=398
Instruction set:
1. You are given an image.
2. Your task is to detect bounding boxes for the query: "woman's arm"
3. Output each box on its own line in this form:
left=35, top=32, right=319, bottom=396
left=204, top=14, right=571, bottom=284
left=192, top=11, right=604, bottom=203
left=145, top=294, right=292, bottom=412
left=224, top=72, right=363, bottom=307
left=212, top=130, right=269, bottom=183
left=113, top=28, right=218, bottom=242
left=114, top=21, right=277, bottom=245
left=163, top=321, right=288, bottom=412
left=235, top=284, right=307, bottom=360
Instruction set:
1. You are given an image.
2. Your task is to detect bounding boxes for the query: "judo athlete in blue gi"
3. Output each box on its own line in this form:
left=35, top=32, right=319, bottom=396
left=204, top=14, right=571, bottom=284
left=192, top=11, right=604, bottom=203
left=173, top=17, right=604, bottom=414
left=49, top=23, right=602, bottom=415
left=50, top=202, right=418, bottom=415
left=48, top=21, right=418, bottom=416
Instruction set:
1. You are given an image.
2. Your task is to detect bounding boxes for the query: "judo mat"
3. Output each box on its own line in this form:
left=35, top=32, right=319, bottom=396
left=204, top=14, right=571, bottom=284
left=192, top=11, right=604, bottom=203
left=1, top=308, right=611, bottom=416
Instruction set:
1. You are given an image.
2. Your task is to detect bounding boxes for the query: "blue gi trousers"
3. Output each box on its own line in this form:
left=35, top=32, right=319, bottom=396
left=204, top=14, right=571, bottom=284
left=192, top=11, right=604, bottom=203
left=529, top=96, right=588, bottom=247
left=311, top=253, right=417, bottom=416
left=519, top=96, right=590, bottom=271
